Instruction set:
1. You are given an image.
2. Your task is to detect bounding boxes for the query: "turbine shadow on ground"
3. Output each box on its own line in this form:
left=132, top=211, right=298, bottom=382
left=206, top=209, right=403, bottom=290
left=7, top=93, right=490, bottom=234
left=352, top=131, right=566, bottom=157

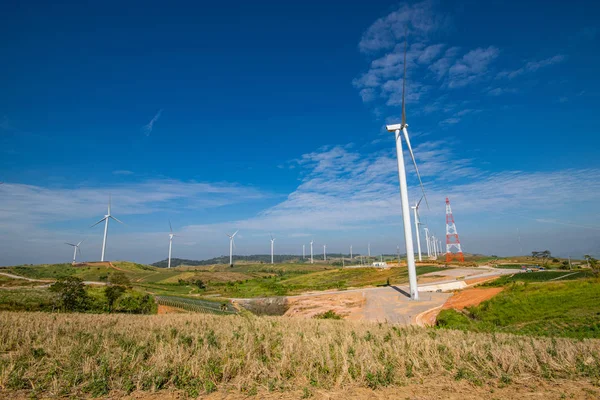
left=391, top=285, right=410, bottom=298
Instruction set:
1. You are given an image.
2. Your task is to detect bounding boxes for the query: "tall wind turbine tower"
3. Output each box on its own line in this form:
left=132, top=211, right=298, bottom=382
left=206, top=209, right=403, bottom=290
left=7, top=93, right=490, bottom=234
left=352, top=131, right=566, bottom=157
left=350, top=245, right=353, bottom=260
left=411, top=197, right=424, bottom=261
left=385, top=34, right=428, bottom=301
left=91, top=195, right=123, bottom=262
left=445, top=197, right=464, bottom=262
left=65, top=240, right=84, bottom=264
left=302, top=244, right=305, bottom=260
left=323, top=244, right=327, bottom=261
left=310, top=240, right=314, bottom=264
left=368, top=243, right=371, bottom=258
left=270, top=234, right=275, bottom=265
left=226, top=230, right=238, bottom=267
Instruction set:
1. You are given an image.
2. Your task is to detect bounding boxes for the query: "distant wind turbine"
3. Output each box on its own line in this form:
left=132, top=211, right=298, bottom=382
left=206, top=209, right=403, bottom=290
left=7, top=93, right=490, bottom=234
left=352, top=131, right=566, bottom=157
left=91, top=195, right=123, bottom=262
left=323, top=244, right=327, bottom=261
left=350, top=245, right=353, bottom=260
left=167, top=220, right=180, bottom=269
left=226, top=230, right=238, bottom=267
left=411, top=197, right=424, bottom=261
left=310, top=240, right=314, bottom=264
left=385, top=33, right=429, bottom=300
left=302, top=244, right=305, bottom=260
left=270, top=234, right=275, bottom=265
left=65, top=240, right=84, bottom=264
left=424, top=227, right=431, bottom=258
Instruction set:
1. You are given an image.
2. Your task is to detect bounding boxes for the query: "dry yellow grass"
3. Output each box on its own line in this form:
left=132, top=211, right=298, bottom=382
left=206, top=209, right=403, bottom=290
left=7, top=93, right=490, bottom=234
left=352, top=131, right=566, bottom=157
left=0, top=312, right=598, bottom=398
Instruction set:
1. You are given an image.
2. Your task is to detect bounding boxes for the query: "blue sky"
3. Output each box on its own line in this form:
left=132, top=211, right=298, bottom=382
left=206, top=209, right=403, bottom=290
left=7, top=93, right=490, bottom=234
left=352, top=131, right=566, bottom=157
left=1, top=0, right=599, bottom=265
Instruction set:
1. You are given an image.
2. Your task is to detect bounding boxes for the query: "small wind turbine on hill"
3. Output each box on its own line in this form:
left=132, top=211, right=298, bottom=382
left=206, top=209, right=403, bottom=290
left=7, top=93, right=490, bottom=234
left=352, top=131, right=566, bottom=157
left=65, top=240, right=84, bottom=264
left=227, top=230, right=238, bottom=267
left=310, top=239, right=314, bottom=264
left=385, top=33, right=429, bottom=301
left=323, top=244, right=327, bottom=261
left=91, top=195, right=123, bottom=262
left=270, top=234, right=275, bottom=264
left=167, top=220, right=180, bottom=269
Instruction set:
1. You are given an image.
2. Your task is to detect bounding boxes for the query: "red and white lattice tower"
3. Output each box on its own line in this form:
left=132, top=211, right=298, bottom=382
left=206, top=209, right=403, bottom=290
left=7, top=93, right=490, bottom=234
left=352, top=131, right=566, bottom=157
left=445, top=197, right=464, bottom=263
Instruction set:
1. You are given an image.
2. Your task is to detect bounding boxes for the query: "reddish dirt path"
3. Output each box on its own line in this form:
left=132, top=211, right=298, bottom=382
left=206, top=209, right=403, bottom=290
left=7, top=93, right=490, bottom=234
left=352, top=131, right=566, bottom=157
left=157, top=305, right=188, bottom=314
left=417, top=287, right=504, bottom=326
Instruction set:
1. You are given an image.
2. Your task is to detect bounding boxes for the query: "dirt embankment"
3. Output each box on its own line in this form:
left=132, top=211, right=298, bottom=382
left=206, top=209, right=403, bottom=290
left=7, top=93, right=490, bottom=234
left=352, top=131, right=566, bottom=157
left=284, top=292, right=366, bottom=319
left=417, top=287, right=504, bottom=327
left=157, top=305, right=188, bottom=315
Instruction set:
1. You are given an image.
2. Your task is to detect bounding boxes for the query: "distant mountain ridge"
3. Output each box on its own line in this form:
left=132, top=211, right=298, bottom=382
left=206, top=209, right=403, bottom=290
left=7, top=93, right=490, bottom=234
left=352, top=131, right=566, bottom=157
left=152, top=254, right=365, bottom=268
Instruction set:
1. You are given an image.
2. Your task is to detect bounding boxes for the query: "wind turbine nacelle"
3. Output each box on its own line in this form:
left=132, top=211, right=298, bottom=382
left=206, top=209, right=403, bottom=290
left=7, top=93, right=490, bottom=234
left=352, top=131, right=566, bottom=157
left=386, top=123, right=406, bottom=132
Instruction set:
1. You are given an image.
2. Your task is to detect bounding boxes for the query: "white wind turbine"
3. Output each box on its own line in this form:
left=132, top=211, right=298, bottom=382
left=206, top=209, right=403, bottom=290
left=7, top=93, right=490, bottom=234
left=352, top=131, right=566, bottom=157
left=302, top=244, right=305, bottom=260
left=310, top=239, right=314, bottom=264
left=270, top=234, right=275, bottom=265
left=350, top=245, right=353, bottom=260
left=167, top=220, right=180, bottom=269
left=411, top=197, right=424, bottom=261
left=323, top=244, right=327, bottom=261
left=385, top=35, right=429, bottom=301
left=424, top=227, right=431, bottom=258
left=91, top=195, right=123, bottom=262
left=65, top=240, right=84, bottom=264
left=226, top=230, right=238, bottom=267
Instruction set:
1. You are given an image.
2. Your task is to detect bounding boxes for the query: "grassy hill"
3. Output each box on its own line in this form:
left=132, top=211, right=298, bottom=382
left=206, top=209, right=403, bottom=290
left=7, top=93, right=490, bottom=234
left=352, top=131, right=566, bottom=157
left=437, top=277, right=600, bottom=338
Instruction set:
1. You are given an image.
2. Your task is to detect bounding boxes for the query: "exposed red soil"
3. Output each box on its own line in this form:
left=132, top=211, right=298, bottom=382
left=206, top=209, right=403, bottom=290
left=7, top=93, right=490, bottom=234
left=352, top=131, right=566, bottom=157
left=417, top=286, right=504, bottom=326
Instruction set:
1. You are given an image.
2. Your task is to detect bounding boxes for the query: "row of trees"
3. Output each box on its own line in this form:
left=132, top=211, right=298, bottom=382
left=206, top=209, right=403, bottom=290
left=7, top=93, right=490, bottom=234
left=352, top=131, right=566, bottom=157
left=49, top=272, right=156, bottom=313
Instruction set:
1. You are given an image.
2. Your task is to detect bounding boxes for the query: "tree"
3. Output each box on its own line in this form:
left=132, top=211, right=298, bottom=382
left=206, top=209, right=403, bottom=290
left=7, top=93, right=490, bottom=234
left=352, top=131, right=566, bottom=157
left=49, top=277, right=89, bottom=312
left=109, top=272, right=131, bottom=287
left=531, top=250, right=552, bottom=266
left=104, top=285, right=126, bottom=312
left=584, top=255, right=599, bottom=276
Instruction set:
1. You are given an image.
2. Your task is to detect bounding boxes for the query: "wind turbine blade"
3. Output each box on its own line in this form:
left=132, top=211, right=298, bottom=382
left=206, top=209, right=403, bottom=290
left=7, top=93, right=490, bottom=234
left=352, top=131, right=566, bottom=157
left=90, top=217, right=107, bottom=228
left=110, top=215, right=124, bottom=224
left=402, top=129, right=429, bottom=210
left=108, top=194, right=111, bottom=215
left=232, top=230, right=238, bottom=238
left=401, top=32, right=407, bottom=127
left=416, top=196, right=423, bottom=209
left=226, top=234, right=232, bottom=238
left=65, top=243, right=76, bottom=246
left=169, top=219, right=173, bottom=233
left=77, top=239, right=85, bottom=246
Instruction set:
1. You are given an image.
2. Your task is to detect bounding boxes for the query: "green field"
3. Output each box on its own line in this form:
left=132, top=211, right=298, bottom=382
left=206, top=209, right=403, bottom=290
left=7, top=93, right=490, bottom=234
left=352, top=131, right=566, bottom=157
left=484, top=270, right=594, bottom=286
left=437, top=278, right=600, bottom=338
left=1, top=262, right=443, bottom=307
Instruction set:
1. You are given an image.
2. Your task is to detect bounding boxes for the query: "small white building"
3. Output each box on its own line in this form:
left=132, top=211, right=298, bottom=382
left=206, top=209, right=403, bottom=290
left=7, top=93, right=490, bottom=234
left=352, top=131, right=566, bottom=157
left=372, top=262, right=388, bottom=268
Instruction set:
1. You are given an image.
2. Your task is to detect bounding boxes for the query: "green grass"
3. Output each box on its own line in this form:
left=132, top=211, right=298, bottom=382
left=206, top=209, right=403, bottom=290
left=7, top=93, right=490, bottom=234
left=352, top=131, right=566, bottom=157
left=0, top=288, right=57, bottom=311
left=3, top=262, right=443, bottom=300
left=484, top=270, right=594, bottom=286
left=437, top=278, right=600, bottom=338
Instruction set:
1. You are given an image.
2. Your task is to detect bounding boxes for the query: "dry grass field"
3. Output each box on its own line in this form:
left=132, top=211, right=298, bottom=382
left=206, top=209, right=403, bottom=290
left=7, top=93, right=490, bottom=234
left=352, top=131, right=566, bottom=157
left=1, top=312, right=599, bottom=399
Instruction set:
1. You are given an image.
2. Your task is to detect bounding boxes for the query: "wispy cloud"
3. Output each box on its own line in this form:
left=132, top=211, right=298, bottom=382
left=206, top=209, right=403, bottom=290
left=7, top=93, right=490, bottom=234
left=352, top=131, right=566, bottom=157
left=496, top=55, right=566, bottom=80
left=358, top=0, right=449, bottom=53
left=112, top=170, right=134, bottom=176
left=0, top=179, right=267, bottom=227
left=447, top=47, right=499, bottom=88
left=141, top=109, right=163, bottom=136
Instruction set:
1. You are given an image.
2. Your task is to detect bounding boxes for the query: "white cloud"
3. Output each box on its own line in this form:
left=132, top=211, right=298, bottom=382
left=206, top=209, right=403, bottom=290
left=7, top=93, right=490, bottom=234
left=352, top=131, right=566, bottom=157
left=141, top=109, right=163, bottom=136
left=358, top=0, right=449, bottom=53
left=496, top=55, right=566, bottom=80
left=447, top=47, right=499, bottom=88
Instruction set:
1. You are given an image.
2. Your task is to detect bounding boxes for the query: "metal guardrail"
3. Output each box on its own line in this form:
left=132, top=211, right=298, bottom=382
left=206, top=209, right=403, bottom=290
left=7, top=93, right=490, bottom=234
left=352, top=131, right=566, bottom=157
left=155, top=295, right=237, bottom=315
